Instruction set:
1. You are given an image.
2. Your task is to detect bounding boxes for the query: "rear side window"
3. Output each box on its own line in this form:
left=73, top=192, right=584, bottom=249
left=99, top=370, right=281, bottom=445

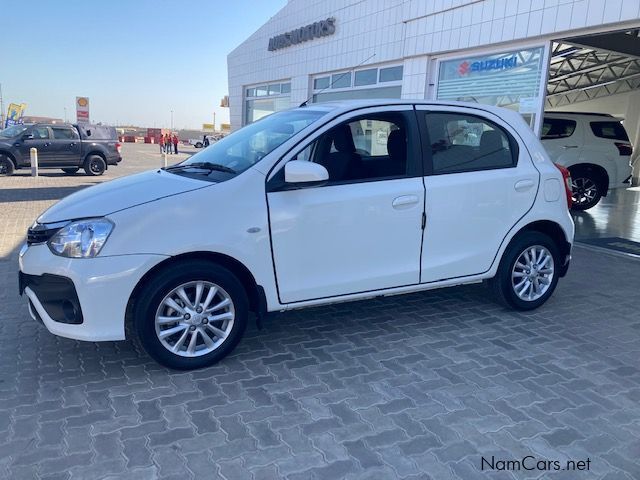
left=424, top=112, right=517, bottom=174
left=52, top=127, right=79, bottom=140
left=590, top=121, right=629, bottom=141
left=541, top=118, right=576, bottom=139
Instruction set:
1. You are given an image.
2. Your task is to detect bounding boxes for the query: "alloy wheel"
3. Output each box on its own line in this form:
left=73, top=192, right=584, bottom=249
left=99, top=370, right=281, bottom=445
left=511, top=245, right=555, bottom=301
left=571, top=177, right=598, bottom=207
left=154, top=280, right=235, bottom=357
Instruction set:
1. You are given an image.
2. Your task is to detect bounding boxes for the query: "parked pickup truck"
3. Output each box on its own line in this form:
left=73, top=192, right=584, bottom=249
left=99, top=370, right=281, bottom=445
left=0, top=123, right=122, bottom=176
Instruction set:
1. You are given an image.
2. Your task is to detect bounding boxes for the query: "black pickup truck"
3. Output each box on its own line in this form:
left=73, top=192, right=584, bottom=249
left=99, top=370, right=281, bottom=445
left=0, top=123, right=122, bottom=176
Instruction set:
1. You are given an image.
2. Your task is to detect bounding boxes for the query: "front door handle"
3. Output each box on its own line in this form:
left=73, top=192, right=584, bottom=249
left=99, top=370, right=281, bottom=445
left=392, top=195, right=420, bottom=209
left=514, top=179, right=535, bottom=192
left=562, top=145, right=579, bottom=149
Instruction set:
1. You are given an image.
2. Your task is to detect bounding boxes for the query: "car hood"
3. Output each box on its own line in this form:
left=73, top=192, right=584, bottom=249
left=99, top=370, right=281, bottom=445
left=37, top=169, right=212, bottom=223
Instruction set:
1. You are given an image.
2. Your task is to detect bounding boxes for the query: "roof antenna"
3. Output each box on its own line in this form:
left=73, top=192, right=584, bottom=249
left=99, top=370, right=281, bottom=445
left=299, top=53, right=376, bottom=107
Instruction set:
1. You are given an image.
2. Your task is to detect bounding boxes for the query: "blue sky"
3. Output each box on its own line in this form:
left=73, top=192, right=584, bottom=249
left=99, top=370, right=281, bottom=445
left=1, top=0, right=286, bottom=129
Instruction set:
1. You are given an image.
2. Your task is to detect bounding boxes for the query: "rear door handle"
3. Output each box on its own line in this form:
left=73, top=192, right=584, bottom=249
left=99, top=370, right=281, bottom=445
left=514, top=179, right=535, bottom=192
left=562, top=145, right=578, bottom=149
left=392, top=195, right=420, bottom=209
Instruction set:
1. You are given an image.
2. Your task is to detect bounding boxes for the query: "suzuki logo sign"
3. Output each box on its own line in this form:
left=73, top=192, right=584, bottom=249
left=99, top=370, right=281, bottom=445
left=458, top=55, right=518, bottom=75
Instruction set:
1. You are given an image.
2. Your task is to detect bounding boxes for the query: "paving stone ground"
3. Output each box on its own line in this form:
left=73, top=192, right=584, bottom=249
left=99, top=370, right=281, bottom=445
left=0, top=143, right=639, bottom=479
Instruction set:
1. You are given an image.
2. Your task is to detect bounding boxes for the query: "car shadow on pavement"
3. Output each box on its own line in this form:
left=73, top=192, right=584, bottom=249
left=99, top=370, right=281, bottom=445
left=0, top=184, right=98, bottom=203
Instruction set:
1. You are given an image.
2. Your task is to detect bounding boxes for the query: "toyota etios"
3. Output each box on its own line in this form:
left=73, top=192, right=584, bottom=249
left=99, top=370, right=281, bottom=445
left=19, top=101, right=574, bottom=370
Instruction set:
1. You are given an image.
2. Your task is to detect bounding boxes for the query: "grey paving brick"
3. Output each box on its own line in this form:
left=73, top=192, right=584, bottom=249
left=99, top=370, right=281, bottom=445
left=122, top=437, right=152, bottom=468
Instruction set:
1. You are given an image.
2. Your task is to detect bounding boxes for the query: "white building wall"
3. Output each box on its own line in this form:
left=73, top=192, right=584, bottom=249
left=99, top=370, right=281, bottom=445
left=228, top=0, right=640, bottom=129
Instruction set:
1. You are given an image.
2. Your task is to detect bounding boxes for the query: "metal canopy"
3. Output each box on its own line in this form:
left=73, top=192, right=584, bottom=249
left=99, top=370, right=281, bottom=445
left=546, top=30, right=640, bottom=108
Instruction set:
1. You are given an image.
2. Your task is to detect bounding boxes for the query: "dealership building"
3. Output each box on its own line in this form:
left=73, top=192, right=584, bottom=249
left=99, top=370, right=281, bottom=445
left=227, top=0, right=640, bottom=153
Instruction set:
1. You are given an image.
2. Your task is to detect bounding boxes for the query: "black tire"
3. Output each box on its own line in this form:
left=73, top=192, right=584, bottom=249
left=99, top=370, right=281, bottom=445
left=61, top=167, right=79, bottom=175
left=132, top=260, right=249, bottom=370
left=0, top=155, right=15, bottom=176
left=488, top=232, right=560, bottom=311
left=84, top=155, right=106, bottom=176
left=569, top=167, right=603, bottom=210
left=195, top=142, right=203, bottom=148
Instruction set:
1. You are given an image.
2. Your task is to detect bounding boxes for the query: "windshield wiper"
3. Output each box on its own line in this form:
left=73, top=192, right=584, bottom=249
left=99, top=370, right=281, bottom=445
left=165, top=162, right=236, bottom=174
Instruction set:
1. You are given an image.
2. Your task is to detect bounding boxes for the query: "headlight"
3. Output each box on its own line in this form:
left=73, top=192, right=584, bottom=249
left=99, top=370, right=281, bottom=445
left=48, top=218, right=114, bottom=258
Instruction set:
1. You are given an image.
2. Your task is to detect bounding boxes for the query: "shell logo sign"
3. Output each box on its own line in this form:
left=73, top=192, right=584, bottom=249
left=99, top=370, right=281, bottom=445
left=76, top=96, right=90, bottom=123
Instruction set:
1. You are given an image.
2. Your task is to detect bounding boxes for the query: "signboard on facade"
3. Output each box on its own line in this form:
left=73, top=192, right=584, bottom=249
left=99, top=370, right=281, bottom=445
left=5, top=103, right=26, bottom=128
left=76, top=96, right=90, bottom=123
left=202, top=123, right=215, bottom=131
left=437, top=47, right=544, bottom=110
left=268, top=18, right=335, bottom=51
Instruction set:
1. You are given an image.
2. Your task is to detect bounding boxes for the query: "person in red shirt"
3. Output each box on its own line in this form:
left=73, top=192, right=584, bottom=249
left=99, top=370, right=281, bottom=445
left=172, top=134, right=179, bottom=154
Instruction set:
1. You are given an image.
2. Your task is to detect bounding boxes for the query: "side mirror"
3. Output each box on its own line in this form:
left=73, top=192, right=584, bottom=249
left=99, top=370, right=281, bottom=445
left=284, top=160, right=329, bottom=184
left=22, top=134, right=34, bottom=140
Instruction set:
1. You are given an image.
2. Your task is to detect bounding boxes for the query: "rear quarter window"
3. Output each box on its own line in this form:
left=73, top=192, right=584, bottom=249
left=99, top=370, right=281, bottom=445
left=590, top=121, right=629, bottom=141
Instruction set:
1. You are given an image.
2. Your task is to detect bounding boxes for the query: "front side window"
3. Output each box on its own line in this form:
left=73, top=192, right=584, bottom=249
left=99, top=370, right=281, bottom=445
left=291, top=113, right=411, bottom=184
left=169, top=109, right=325, bottom=181
left=425, top=112, right=516, bottom=174
left=541, top=118, right=577, bottom=139
left=52, top=127, right=79, bottom=140
left=32, top=127, right=49, bottom=139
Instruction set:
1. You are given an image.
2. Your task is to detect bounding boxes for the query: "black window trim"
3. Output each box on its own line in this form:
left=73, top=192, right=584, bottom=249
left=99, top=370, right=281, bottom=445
left=417, top=110, right=519, bottom=176
left=266, top=109, right=423, bottom=192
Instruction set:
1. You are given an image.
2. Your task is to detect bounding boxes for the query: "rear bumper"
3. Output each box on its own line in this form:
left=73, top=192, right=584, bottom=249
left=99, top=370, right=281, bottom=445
left=107, top=155, right=122, bottom=165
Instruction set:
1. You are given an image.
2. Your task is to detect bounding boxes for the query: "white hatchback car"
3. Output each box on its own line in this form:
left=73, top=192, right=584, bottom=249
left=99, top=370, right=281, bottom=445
left=19, top=100, right=574, bottom=370
left=541, top=112, right=633, bottom=210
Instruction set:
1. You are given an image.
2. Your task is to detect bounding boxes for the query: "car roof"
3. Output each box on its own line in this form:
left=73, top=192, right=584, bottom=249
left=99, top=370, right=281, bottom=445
left=299, top=98, right=524, bottom=121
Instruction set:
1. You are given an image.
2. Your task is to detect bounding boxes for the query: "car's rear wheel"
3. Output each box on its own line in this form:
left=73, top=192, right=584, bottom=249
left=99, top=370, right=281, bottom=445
left=132, top=260, right=248, bottom=370
left=61, top=167, right=79, bottom=175
left=195, top=142, right=203, bottom=148
left=569, top=167, right=603, bottom=210
left=0, top=155, right=15, bottom=176
left=84, top=155, right=106, bottom=176
left=489, top=232, right=560, bottom=311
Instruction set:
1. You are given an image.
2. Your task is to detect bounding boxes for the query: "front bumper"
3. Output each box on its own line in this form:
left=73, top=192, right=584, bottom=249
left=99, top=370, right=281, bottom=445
left=19, top=243, right=167, bottom=341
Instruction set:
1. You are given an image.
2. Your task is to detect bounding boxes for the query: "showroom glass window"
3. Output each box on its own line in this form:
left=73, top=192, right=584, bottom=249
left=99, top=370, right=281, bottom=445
left=312, top=65, right=403, bottom=103
left=245, top=81, right=292, bottom=124
left=424, top=112, right=517, bottom=174
left=436, top=47, right=545, bottom=129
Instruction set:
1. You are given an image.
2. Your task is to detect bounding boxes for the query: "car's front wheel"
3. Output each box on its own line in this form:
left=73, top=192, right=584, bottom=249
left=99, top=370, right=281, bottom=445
left=132, top=261, right=248, bottom=370
left=194, top=142, right=203, bottom=148
left=489, top=232, right=560, bottom=311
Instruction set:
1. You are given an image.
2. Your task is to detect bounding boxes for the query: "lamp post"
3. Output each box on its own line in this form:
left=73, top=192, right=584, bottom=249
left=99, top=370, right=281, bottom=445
left=170, top=110, right=173, bottom=131
left=64, top=107, right=67, bottom=123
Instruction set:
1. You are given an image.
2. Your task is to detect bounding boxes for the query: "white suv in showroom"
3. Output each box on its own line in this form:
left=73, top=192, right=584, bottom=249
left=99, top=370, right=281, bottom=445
left=19, top=100, right=574, bottom=370
left=541, top=112, right=633, bottom=210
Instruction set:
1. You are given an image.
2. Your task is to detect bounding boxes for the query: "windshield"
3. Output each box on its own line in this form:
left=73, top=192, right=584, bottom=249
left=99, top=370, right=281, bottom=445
left=175, top=109, right=325, bottom=175
left=0, top=125, right=28, bottom=138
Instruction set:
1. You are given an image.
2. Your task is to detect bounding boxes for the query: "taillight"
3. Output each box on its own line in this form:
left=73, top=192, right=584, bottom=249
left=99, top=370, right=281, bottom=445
left=116, top=142, right=122, bottom=154
left=554, top=163, right=573, bottom=209
left=614, top=142, right=633, bottom=156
